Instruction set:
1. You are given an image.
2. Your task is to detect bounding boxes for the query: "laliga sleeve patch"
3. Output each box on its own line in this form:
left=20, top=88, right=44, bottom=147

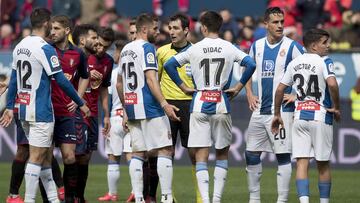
left=146, top=52, right=155, bottom=64
left=328, top=63, right=335, bottom=73
left=50, top=55, right=60, bottom=68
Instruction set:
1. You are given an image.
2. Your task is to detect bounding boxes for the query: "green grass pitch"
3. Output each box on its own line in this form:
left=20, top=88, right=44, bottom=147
left=0, top=163, right=359, bottom=202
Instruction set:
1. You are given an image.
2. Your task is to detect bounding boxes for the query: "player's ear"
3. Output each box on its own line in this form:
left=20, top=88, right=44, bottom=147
left=65, top=27, right=71, bottom=35
left=184, top=27, right=189, bottom=36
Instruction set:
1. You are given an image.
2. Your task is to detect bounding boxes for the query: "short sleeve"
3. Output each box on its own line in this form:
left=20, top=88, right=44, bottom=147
left=323, top=57, right=336, bottom=79
left=142, top=43, right=157, bottom=71
left=174, top=49, right=190, bottom=66
left=233, top=45, right=250, bottom=64
left=248, top=42, right=256, bottom=59
left=39, top=44, right=62, bottom=76
left=291, top=41, right=305, bottom=59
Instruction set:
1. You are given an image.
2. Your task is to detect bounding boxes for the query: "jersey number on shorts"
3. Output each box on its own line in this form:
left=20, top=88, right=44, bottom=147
left=274, top=127, right=286, bottom=140
left=293, top=74, right=321, bottom=101
left=122, top=62, right=138, bottom=91
left=200, top=58, right=225, bottom=87
left=17, top=60, right=32, bottom=90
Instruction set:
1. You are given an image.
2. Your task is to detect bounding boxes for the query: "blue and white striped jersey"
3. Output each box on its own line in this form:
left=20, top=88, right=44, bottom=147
left=249, top=36, right=304, bottom=115
left=12, top=36, right=62, bottom=122
left=281, top=53, right=336, bottom=125
left=118, top=39, right=164, bottom=120
left=174, top=37, right=251, bottom=114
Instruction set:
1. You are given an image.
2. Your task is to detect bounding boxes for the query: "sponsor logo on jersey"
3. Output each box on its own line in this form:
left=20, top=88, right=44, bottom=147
left=50, top=55, right=60, bottom=68
left=16, top=92, right=30, bottom=105
left=146, top=52, right=155, bottom=64
left=262, top=60, right=275, bottom=78
left=296, top=100, right=320, bottom=111
left=125, top=92, right=138, bottom=104
left=200, top=90, right=222, bottom=103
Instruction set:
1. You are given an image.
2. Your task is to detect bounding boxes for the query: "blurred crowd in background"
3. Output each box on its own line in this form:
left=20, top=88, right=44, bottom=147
left=1, top=0, right=360, bottom=52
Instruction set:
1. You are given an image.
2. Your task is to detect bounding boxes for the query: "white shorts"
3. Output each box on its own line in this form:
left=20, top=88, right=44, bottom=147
left=127, top=116, right=172, bottom=152
left=246, top=111, right=293, bottom=153
left=105, top=116, right=125, bottom=156
left=123, top=133, right=132, bottom=153
left=188, top=112, right=232, bottom=149
left=292, top=119, right=333, bottom=161
left=21, top=121, right=54, bottom=147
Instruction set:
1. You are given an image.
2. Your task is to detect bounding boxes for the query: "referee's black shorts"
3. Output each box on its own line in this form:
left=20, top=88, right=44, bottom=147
left=167, top=99, right=191, bottom=148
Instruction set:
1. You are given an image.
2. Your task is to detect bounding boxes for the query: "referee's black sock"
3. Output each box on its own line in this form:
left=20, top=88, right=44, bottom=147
left=9, top=159, right=26, bottom=195
left=149, top=157, right=159, bottom=197
left=51, top=156, right=64, bottom=188
left=143, top=160, right=150, bottom=197
left=77, top=164, right=89, bottom=200
left=64, top=163, right=78, bottom=201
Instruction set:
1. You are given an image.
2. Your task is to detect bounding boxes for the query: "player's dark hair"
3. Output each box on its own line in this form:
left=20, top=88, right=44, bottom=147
left=72, top=24, right=98, bottom=46
left=200, top=11, right=223, bottom=33
left=303, top=28, right=330, bottom=48
left=135, top=13, right=154, bottom=32
left=264, top=7, right=284, bottom=22
left=114, top=39, right=128, bottom=50
left=98, top=27, right=115, bottom=43
left=129, top=19, right=136, bottom=26
left=30, top=8, right=51, bottom=29
left=170, top=13, right=189, bottom=30
left=51, top=15, right=73, bottom=31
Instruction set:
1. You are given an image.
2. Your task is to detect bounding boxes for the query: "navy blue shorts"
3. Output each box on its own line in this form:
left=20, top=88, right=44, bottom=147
left=15, top=114, right=28, bottom=145
left=54, top=116, right=76, bottom=146
left=75, top=111, right=98, bottom=155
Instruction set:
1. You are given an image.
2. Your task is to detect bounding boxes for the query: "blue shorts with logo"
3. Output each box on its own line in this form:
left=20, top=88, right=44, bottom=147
left=75, top=110, right=99, bottom=155
left=54, top=116, right=76, bottom=146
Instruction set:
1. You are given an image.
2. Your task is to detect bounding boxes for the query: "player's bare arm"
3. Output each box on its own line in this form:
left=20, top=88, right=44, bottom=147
left=326, top=76, right=341, bottom=122
left=283, top=93, right=297, bottom=106
left=100, top=86, right=111, bottom=135
left=245, top=75, right=259, bottom=111
left=224, top=82, right=244, bottom=100
left=145, top=69, right=180, bottom=121
left=116, top=74, right=129, bottom=132
left=271, top=83, right=287, bottom=134
left=179, top=82, right=196, bottom=95
left=0, top=81, right=8, bottom=96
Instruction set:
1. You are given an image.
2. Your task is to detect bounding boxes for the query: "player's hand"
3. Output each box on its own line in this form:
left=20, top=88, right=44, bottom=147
left=326, top=108, right=341, bottom=122
left=102, top=116, right=111, bottom=136
left=246, top=93, right=259, bottom=111
left=271, top=115, right=284, bottom=135
left=122, top=113, right=129, bottom=133
left=90, top=70, right=103, bottom=80
left=0, top=109, right=14, bottom=127
left=283, top=94, right=296, bottom=106
left=163, top=103, right=180, bottom=121
left=224, top=87, right=241, bottom=101
left=179, top=83, right=196, bottom=95
left=80, top=104, right=90, bottom=118
left=66, top=101, right=78, bottom=113
left=0, top=82, right=8, bottom=96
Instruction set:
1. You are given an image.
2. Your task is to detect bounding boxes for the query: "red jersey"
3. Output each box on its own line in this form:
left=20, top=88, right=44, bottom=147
left=84, top=53, right=113, bottom=117
left=51, top=43, right=88, bottom=117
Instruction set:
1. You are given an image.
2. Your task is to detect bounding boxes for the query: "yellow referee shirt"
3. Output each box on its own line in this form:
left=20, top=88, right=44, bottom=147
left=157, top=43, right=194, bottom=100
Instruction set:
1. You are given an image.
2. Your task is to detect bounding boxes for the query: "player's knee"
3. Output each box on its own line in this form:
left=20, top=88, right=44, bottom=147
left=62, top=151, right=76, bottom=164
left=276, top=153, right=291, bottom=165
left=157, top=146, right=173, bottom=157
left=15, top=145, right=29, bottom=161
left=245, top=151, right=261, bottom=165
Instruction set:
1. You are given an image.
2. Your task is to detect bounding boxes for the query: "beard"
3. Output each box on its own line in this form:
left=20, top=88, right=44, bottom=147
left=85, top=43, right=97, bottom=54
left=147, top=33, right=156, bottom=43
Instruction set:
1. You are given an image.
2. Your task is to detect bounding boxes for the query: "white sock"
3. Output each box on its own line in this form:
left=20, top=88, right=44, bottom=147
left=212, top=160, right=228, bottom=203
left=107, top=163, right=120, bottom=195
left=24, top=163, right=41, bottom=203
left=277, top=163, right=292, bottom=202
left=157, top=156, right=173, bottom=195
left=196, top=162, right=210, bottom=203
left=246, top=163, right=262, bottom=201
left=320, top=198, right=329, bottom=203
left=129, top=157, right=144, bottom=199
left=40, top=168, right=59, bottom=202
left=299, top=196, right=309, bottom=203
